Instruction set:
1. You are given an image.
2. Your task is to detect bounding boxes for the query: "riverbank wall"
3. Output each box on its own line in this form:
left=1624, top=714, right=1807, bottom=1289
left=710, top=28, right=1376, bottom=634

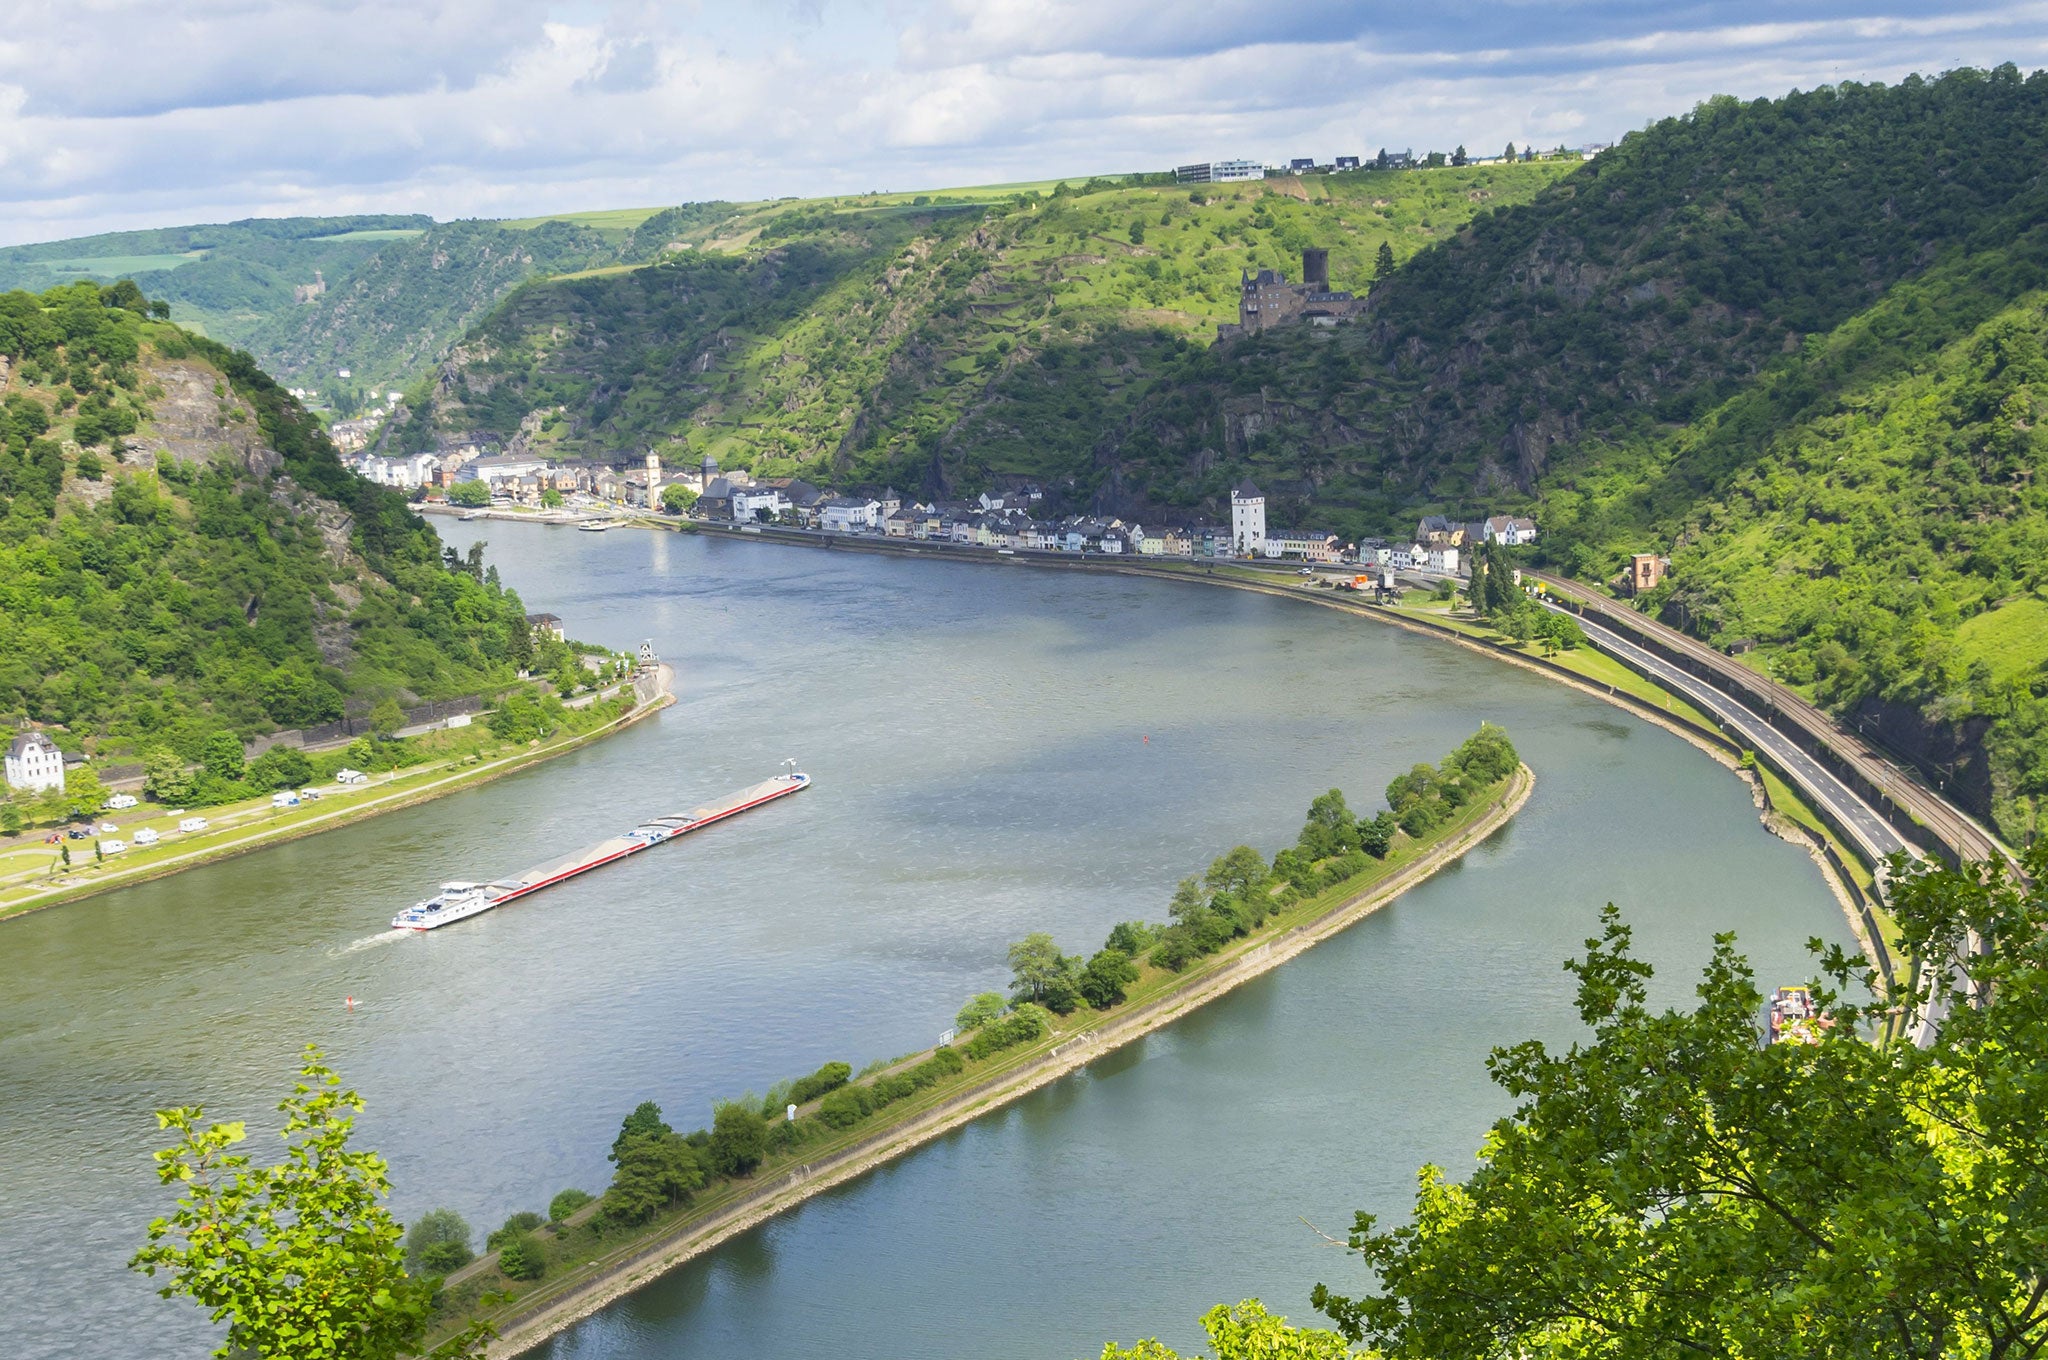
left=481, top=764, right=1533, bottom=1357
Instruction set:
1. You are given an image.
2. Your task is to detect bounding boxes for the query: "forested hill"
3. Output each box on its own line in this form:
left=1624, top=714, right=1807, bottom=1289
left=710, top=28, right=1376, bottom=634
left=395, top=161, right=1573, bottom=479
left=0, top=207, right=731, bottom=400
left=397, top=67, right=2048, bottom=842
left=0, top=281, right=535, bottom=772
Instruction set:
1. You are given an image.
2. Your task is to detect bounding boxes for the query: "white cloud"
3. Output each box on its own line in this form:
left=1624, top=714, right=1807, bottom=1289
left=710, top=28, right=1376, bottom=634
left=3, top=1, right=2047, bottom=243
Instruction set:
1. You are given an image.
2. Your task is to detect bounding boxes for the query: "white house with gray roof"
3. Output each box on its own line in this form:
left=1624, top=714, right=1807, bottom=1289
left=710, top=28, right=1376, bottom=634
left=6, top=731, right=65, bottom=793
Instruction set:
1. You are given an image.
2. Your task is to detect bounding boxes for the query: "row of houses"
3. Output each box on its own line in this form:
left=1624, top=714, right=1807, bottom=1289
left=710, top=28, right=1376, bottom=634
left=1416, top=514, right=1538, bottom=550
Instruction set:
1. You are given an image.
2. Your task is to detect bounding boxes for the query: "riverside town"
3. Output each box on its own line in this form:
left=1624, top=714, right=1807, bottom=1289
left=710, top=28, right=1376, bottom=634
left=4, top=14, right=2046, bottom=1360
left=358, top=442, right=1537, bottom=573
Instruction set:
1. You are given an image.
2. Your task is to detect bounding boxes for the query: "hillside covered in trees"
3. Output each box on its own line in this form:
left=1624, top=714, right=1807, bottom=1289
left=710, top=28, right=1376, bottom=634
left=0, top=281, right=535, bottom=773
left=0, top=208, right=732, bottom=398
left=404, top=68, right=2048, bottom=843
left=394, top=162, right=1572, bottom=482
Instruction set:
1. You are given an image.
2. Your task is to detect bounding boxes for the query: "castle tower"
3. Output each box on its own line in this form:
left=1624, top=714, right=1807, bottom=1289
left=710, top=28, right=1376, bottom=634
left=1301, top=248, right=1329, bottom=291
left=1230, top=480, right=1266, bottom=557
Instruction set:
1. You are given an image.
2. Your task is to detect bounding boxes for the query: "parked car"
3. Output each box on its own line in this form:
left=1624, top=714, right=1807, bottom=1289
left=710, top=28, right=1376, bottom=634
left=66, top=828, right=87, bottom=840
left=98, top=822, right=118, bottom=834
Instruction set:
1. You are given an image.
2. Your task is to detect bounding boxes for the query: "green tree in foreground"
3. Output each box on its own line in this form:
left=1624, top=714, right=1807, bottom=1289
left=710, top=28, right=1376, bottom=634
left=1305, top=844, right=2048, bottom=1360
left=1102, top=1300, right=1351, bottom=1359
left=131, top=1047, right=489, bottom=1359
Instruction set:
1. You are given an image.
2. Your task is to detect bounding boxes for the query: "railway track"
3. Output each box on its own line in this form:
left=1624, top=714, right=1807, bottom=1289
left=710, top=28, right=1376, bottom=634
left=1526, top=571, right=2009, bottom=869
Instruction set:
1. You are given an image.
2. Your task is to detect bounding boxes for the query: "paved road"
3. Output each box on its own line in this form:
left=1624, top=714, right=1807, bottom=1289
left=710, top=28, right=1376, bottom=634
left=1551, top=604, right=1914, bottom=864
left=1528, top=571, right=2005, bottom=867
left=1547, top=604, right=1983, bottom=1044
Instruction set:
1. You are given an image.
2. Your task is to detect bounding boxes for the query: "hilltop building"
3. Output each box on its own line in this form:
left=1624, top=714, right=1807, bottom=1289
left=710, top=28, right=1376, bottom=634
left=1230, top=481, right=1267, bottom=557
left=1175, top=160, right=1265, bottom=183
left=1218, top=248, right=1367, bottom=338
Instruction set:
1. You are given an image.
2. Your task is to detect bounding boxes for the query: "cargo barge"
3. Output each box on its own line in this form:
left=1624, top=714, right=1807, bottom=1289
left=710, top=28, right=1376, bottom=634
left=393, top=766, right=809, bottom=931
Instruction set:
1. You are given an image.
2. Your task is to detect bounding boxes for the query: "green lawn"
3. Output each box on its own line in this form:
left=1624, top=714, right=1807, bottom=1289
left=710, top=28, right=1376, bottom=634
left=502, top=206, right=672, bottom=232
left=1956, top=598, right=2048, bottom=684
left=37, top=252, right=201, bottom=276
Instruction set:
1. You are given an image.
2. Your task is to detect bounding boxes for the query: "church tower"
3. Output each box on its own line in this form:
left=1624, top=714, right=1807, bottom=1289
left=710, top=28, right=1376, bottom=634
left=645, top=450, right=661, bottom=498
left=1230, top=480, right=1266, bottom=557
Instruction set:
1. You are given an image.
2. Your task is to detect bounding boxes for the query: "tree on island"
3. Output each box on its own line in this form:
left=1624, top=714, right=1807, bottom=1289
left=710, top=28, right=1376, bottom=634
left=1008, top=932, right=1083, bottom=1014
left=131, top=1047, right=489, bottom=1360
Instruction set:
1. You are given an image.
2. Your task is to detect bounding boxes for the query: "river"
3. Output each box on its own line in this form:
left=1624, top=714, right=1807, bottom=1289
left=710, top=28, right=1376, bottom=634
left=0, top=523, right=1856, bottom=1359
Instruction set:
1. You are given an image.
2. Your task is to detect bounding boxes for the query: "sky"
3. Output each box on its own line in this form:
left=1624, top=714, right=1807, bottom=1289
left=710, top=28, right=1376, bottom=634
left=2, top=1, right=2045, bottom=245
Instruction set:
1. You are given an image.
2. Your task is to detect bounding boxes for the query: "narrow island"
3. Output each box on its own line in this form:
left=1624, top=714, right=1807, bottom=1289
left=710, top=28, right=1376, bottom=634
left=361, top=725, right=1528, bottom=1355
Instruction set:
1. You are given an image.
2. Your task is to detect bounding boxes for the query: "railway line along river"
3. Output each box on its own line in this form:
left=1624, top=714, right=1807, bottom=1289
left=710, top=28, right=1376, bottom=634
left=0, top=522, right=1856, bottom=1360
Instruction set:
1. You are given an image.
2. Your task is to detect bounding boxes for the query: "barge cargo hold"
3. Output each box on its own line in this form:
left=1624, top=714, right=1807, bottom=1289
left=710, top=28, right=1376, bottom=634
left=392, top=769, right=810, bottom=931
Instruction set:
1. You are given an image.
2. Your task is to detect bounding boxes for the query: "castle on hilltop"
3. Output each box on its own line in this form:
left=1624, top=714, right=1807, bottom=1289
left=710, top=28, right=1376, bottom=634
left=1216, top=248, right=1367, bottom=339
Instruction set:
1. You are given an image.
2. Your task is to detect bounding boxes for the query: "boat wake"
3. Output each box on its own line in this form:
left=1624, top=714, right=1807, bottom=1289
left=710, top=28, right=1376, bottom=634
left=339, top=929, right=412, bottom=953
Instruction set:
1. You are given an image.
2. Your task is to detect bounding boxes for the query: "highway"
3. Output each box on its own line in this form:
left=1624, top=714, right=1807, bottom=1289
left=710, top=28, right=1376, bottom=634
left=1537, top=596, right=1989, bottom=1047
left=1528, top=571, right=2007, bottom=868
left=1547, top=605, right=1913, bottom=864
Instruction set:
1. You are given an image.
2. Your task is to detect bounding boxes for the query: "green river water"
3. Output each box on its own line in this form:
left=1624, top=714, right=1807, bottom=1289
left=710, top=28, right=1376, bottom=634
left=0, top=523, right=1856, bottom=1359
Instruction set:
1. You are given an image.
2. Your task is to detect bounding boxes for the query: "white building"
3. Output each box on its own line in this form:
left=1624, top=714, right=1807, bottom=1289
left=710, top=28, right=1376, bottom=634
left=1175, top=160, right=1266, bottom=183
left=731, top=485, right=789, bottom=522
left=1230, top=480, right=1267, bottom=557
left=1483, top=515, right=1539, bottom=547
left=5, top=731, right=65, bottom=793
left=819, top=497, right=881, bottom=532
left=1428, top=544, right=1461, bottom=574
left=1261, top=529, right=1343, bottom=563
left=460, top=455, right=551, bottom=487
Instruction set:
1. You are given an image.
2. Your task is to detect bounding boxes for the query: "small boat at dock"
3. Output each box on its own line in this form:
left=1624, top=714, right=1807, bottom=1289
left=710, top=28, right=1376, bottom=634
left=392, top=766, right=810, bottom=931
left=578, top=520, right=611, bottom=532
